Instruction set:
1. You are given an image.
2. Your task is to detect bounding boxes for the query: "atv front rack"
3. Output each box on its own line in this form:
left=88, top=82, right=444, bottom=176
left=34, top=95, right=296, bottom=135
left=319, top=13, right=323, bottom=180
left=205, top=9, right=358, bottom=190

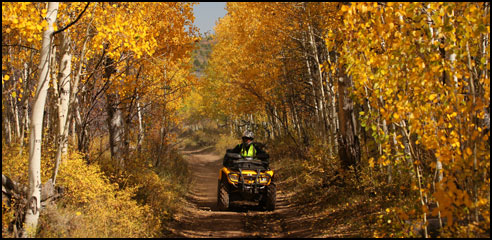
left=237, top=168, right=263, bottom=193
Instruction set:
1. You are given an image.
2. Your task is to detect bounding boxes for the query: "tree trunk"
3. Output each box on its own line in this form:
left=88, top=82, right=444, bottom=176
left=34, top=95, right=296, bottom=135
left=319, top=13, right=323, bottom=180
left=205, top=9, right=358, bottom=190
left=337, top=71, right=360, bottom=170
left=20, top=51, right=35, bottom=149
left=136, top=95, right=144, bottom=153
left=4, top=109, right=12, bottom=145
left=52, top=31, right=72, bottom=185
left=308, top=22, right=329, bottom=141
left=24, top=2, right=59, bottom=237
left=104, top=57, right=125, bottom=168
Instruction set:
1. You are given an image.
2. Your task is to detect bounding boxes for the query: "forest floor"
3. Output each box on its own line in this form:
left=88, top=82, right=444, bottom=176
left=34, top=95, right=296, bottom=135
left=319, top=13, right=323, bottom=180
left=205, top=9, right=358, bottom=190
left=164, top=146, right=375, bottom=238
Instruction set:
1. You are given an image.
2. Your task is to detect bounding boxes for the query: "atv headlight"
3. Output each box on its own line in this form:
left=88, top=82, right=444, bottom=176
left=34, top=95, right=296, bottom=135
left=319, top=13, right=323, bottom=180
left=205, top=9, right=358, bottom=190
left=228, top=173, right=239, bottom=182
left=259, top=175, right=270, bottom=184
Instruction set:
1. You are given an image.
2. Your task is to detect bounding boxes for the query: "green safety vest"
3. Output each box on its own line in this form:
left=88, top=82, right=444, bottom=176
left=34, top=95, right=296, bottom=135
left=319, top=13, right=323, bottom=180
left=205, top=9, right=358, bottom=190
left=240, top=144, right=256, bottom=157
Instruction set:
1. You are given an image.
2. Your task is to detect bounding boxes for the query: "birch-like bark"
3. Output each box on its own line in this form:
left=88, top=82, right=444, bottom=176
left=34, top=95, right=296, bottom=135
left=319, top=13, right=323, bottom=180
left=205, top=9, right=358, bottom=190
left=20, top=52, right=35, bottom=149
left=7, top=42, right=21, bottom=140
left=136, top=95, right=144, bottom=153
left=308, top=22, right=329, bottom=140
left=302, top=36, right=320, bottom=133
left=52, top=31, right=72, bottom=185
left=24, top=2, right=59, bottom=237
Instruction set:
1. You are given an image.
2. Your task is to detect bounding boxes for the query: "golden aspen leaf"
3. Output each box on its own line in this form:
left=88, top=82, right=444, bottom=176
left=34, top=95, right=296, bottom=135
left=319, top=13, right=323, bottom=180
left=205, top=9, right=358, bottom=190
left=3, top=75, right=10, bottom=81
left=341, top=5, right=349, bottom=12
left=360, top=4, right=367, bottom=13
left=393, top=112, right=400, bottom=120
left=465, top=147, right=472, bottom=156
left=11, top=92, right=16, bottom=98
left=428, top=94, right=437, bottom=101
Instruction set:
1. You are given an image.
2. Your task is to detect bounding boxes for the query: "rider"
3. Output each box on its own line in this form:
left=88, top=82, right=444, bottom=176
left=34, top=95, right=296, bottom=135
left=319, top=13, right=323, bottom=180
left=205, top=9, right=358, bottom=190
left=231, top=130, right=269, bottom=160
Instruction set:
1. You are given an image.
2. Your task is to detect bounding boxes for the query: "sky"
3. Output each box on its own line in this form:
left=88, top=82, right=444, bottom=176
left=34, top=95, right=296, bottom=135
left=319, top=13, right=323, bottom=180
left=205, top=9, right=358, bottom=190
left=193, top=2, right=228, bottom=35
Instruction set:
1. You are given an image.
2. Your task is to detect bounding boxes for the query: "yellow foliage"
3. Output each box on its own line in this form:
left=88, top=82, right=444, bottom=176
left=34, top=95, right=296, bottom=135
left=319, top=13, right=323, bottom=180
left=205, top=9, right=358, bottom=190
left=2, top=143, right=161, bottom=237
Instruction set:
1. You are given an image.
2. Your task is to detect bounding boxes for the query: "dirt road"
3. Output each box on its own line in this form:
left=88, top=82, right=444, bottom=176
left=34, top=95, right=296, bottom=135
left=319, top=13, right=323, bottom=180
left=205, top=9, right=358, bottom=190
left=166, top=146, right=315, bottom=238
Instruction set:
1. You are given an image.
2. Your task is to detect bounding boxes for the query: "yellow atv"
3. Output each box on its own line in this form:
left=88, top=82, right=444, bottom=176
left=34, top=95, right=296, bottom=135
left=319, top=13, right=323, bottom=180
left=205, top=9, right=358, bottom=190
left=217, top=151, right=276, bottom=211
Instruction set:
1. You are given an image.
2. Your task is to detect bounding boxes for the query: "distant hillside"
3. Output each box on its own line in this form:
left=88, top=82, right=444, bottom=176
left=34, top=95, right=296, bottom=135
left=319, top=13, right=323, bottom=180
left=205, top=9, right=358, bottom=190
left=191, top=34, right=216, bottom=78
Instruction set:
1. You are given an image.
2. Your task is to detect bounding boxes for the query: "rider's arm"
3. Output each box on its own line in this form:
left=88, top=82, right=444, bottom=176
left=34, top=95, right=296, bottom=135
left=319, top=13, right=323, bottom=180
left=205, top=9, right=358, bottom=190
left=231, top=143, right=242, bottom=153
left=254, top=143, right=269, bottom=159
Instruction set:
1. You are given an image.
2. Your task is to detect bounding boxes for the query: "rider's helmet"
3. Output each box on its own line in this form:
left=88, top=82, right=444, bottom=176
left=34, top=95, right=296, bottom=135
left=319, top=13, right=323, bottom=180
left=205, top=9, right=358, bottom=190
left=242, top=130, right=254, bottom=140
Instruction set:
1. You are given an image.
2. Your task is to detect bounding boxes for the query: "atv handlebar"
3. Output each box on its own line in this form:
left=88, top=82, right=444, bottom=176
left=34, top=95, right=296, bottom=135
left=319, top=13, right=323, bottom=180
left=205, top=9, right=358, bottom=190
left=231, top=159, right=266, bottom=165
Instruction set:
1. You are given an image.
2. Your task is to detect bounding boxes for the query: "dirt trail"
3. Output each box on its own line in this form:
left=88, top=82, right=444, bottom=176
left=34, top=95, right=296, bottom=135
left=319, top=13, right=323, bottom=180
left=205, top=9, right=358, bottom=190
left=166, top=146, right=307, bottom=238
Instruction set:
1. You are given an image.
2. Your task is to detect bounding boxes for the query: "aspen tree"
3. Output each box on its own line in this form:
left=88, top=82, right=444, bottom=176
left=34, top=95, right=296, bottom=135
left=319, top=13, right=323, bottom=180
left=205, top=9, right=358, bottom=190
left=24, top=2, right=59, bottom=237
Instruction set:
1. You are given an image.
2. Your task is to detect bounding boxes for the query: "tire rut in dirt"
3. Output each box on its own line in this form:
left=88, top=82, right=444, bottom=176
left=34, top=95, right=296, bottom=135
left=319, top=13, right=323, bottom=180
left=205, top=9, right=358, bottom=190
left=169, top=150, right=259, bottom=237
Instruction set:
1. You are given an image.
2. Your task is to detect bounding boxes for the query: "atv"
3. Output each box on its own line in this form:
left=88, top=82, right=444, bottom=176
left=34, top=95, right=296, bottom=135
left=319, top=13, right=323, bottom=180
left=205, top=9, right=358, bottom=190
left=217, top=151, right=276, bottom=211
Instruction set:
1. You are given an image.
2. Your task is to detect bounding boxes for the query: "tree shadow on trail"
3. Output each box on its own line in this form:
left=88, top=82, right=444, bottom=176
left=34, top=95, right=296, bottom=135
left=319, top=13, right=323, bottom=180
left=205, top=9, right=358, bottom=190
left=218, top=201, right=266, bottom=212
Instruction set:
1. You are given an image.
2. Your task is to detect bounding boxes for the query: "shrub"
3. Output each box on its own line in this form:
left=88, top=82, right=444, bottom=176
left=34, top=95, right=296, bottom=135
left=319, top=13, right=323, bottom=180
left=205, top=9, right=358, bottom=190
left=2, top=143, right=161, bottom=238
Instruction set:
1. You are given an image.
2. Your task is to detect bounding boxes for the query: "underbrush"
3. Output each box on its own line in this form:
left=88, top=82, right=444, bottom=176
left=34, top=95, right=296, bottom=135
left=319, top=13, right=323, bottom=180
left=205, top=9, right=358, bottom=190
left=268, top=137, right=426, bottom=237
left=2, top=134, right=191, bottom=238
left=2, top=143, right=161, bottom=238
left=269, top=135, right=490, bottom=238
left=89, top=134, right=192, bottom=233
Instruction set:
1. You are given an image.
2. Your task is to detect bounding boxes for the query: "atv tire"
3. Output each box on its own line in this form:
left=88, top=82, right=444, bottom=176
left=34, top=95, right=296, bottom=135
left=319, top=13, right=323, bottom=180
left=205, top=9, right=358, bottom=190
left=217, top=179, right=229, bottom=211
left=264, top=183, right=276, bottom=211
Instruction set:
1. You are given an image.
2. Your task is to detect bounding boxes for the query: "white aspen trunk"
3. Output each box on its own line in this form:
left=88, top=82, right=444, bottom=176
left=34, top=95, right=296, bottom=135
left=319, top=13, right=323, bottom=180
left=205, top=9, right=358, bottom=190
left=2, top=71, right=11, bottom=145
left=5, top=111, right=12, bottom=145
left=20, top=53, right=34, bottom=148
left=24, top=2, right=58, bottom=237
left=58, top=32, right=71, bottom=155
left=382, top=116, right=391, bottom=184
left=308, top=23, right=329, bottom=140
left=136, top=95, right=144, bottom=152
left=52, top=31, right=72, bottom=185
left=70, top=32, right=89, bottom=149
left=47, top=44, right=57, bottom=143
left=74, top=98, right=82, bottom=147
left=331, top=85, right=338, bottom=152
left=7, top=42, right=21, bottom=140
left=12, top=93, right=21, bottom=139
left=465, top=40, right=480, bottom=223
left=302, top=37, right=320, bottom=132
left=20, top=100, right=29, bottom=149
